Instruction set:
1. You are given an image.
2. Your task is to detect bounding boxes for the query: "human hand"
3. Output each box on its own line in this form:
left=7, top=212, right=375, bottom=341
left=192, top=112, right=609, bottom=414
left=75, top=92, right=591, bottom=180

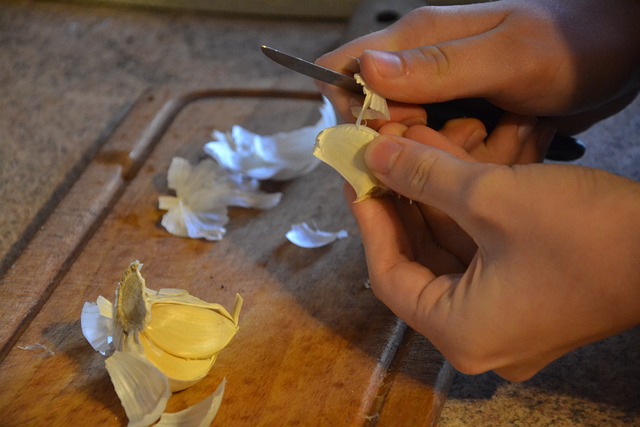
left=317, top=0, right=640, bottom=134
left=348, top=130, right=640, bottom=381
left=374, top=113, right=555, bottom=273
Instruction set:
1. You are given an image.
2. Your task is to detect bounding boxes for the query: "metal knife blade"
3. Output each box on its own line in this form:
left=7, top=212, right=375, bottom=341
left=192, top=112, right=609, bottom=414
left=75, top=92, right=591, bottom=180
left=260, top=45, right=362, bottom=93
left=259, top=44, right=586, bottom=161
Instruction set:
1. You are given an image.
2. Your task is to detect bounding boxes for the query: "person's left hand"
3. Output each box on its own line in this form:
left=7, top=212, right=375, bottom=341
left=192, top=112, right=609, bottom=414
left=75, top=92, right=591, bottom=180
left=372, top=113, right=555, bottom=275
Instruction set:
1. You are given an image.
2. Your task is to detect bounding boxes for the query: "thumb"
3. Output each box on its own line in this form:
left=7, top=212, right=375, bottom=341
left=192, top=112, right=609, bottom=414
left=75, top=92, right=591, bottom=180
left=358, top=46, right=490, bottom=104
left=365, top=134, right=489, bottom=215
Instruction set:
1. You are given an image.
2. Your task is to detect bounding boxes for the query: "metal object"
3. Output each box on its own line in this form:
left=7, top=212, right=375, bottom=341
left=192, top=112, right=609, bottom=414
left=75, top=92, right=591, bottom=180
left=261, top=45, right=362, bottom=92
left=260, top=44, right=586, bottom=161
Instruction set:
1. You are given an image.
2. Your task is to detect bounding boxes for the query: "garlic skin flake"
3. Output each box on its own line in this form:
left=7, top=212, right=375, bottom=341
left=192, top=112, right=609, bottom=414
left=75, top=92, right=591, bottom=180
left=350, top=73, right=390, bottom=123
left=158, top=157, right=281, bottom=241
left=285, top=222, right=348, bottom=248
left=204, top=96, right=337, bottom=181
left=105, top=351, right=171, bottom=427
left=81, top=260, right=243, bottom=392
left=155, top=378, right=225, bottom=427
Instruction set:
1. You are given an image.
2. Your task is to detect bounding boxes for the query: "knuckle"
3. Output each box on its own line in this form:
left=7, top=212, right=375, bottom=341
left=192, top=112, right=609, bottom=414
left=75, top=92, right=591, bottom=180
left=417, top=45, right=452, bottom=81
left=459, top=165, right=514, bottom=226
left=405, top=152, right=438, bottom=196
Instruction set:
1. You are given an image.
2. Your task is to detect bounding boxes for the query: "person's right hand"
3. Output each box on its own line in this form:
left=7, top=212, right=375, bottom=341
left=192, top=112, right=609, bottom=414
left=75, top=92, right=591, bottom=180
left=347, top=131, right=640, bottom=381
left=316, top=0, right=640, bottom=134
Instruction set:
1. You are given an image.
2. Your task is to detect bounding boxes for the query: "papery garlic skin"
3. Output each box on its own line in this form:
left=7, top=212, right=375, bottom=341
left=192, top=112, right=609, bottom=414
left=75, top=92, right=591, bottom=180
left=81, top=261, right=242, bottom=392
left=286, top=222, right=348, bottom=248
left=204, top=96, right=337, bottom=181
left=105, top=351, right=171, bottom=427
left=155, top=378, right=226, bottom=427
left=81, top=296, right=113, bottom=355
left=158, top=157, right=281, bottom=241
left=350, top=73, right=390, bottom=123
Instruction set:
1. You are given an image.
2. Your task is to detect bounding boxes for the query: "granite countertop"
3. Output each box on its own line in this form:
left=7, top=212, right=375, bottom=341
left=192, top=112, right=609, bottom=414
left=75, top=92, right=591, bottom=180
left=1, top=1, right=639, bottom=425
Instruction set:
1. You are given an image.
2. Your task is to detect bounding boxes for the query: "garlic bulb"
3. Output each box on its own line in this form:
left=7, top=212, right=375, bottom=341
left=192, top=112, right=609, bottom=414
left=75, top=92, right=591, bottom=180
left=313, top=74, right=390, bottom=202
left=82, top=260, right=242, bottom=392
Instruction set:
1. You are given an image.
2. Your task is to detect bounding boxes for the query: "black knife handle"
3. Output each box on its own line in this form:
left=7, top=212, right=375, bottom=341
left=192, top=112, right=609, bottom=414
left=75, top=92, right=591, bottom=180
left=424, top=98, right=586, bottom=161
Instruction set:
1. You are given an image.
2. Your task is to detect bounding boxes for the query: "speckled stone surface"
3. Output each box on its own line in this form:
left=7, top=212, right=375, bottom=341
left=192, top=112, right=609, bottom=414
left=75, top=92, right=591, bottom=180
left=1, top=1, right=639, bottom=425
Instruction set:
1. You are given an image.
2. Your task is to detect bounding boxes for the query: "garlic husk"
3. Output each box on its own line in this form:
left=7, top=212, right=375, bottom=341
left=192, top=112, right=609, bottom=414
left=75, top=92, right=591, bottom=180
left=159, top=157, right=281, bottom=241
left=314, top=124, right=383, bottom=202
left=81, top=261, right=242, bottom=393
left=155, top=378, right=226, bottom=427
left=350, top=73, right=390, bottom=123
left=105, top=351, right=171, bottom=427
left=285, top=222, right=348, bottom=248
left=81, top=296, right=113, bottom=355
left=204, top=96, right=337, bottom=181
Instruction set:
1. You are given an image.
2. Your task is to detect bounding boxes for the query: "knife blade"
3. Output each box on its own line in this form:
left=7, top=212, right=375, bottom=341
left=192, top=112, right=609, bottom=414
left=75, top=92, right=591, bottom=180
left=260, top=44, right=586, bottom=161
left=260, top=45, right=362, bottom=93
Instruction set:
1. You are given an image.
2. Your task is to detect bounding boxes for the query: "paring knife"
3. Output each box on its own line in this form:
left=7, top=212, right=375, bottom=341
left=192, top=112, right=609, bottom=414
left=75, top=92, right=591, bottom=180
left=260, top=45, right=586, bottom=162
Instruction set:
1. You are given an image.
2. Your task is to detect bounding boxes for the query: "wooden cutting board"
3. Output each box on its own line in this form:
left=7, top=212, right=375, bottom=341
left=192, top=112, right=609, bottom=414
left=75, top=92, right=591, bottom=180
left=0, top=86, right=452, bottom=425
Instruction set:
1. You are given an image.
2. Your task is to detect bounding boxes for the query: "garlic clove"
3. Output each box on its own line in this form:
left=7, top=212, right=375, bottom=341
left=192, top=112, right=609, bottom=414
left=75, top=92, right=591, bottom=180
left=105, top=351, right=171, bottom=427
left=285, top=222, right=348, bottom=248
left=144, top=303, right=239, bottom=359
left=155, top=378, right=226, bottom=427
left=314, top=124, right=384, bottom=202
left=139, top=333, right=216, bottom=392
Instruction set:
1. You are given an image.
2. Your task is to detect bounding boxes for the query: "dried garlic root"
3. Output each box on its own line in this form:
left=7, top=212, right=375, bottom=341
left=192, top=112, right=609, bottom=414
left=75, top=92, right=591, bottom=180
left=314, top=74, right=390, bottom=202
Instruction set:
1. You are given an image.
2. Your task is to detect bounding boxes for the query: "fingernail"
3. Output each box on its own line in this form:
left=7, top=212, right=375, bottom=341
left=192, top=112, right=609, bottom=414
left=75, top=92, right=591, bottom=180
left=366, top=50, right=405, bottom=79
left=517, top=116, right=538, bottom=142
left=366, top=137, right=402, bottom=175
left=401, top=116, right=428, bottom=127
left=536, top=123, right=557, bottom=155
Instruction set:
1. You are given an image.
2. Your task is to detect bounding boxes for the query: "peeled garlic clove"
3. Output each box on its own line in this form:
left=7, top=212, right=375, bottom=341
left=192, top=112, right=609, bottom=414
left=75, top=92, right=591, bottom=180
left=105, top=351, right=171, bottom=427
left=144, top=303, right=239, bottom=359
left=155, top=378, right=226, bottom=427
left=139, top=334, right=216, bottom=391
left=314, top=124, right=385, bottom=202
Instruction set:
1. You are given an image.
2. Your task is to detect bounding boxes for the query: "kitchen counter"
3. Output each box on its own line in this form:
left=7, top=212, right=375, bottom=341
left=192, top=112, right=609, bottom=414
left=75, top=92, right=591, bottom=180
left=1, top=1, right=639, bottom=425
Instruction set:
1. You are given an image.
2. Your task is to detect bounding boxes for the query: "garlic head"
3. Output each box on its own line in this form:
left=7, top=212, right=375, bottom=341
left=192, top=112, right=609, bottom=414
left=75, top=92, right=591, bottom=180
left=83, top=260, right=242, bottom=392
